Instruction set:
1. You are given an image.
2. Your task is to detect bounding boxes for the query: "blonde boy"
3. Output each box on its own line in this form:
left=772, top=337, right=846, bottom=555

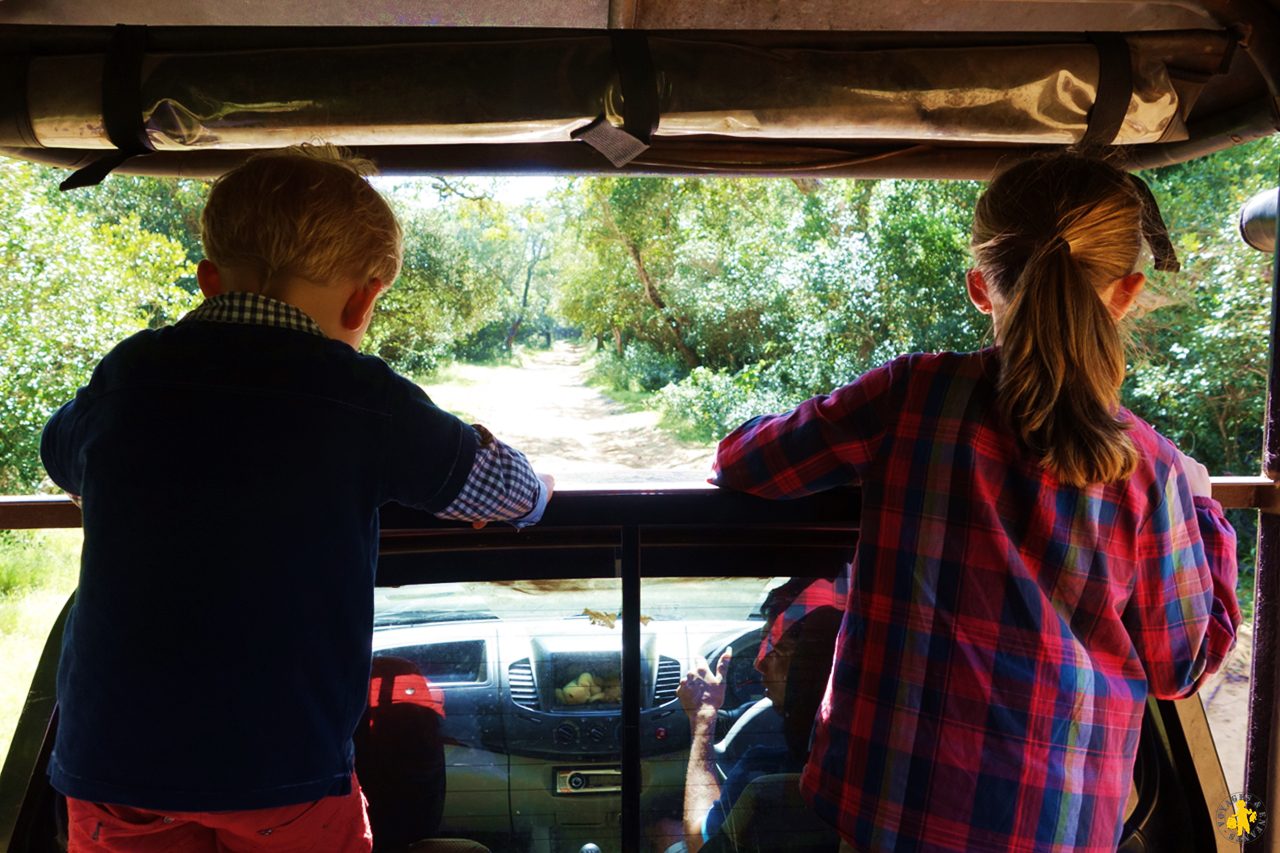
left=41, top=146, right=551, bottom=852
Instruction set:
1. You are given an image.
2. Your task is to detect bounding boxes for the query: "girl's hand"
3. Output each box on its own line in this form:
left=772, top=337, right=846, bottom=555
left=1177, top=449, right=1213, bottom=498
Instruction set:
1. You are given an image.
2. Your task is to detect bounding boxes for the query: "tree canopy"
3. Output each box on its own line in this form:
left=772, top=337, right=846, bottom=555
left=2, top=138, right=1276, bottom=499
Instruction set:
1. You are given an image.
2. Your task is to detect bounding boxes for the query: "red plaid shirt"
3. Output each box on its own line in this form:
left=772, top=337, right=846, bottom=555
left=713, top=349, right=1240, bottom=853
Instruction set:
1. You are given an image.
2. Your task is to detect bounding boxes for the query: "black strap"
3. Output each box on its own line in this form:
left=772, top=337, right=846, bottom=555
left=60, top=24, right=154, bottom=191
left=611, top=32, right=659, bottom=144
left=1128, top=174, right=1182, bottom=272
left=572, top=32, right=659, bottom=168
left=1081, top=35, right=1133, bottom=148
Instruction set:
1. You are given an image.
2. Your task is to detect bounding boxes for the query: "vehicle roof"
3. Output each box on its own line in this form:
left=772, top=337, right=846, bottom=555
left=1, top=0, right=1278, bottom=179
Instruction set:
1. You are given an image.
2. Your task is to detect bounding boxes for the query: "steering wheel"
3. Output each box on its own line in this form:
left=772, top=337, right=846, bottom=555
left=715, top=629, right=767, bottom=710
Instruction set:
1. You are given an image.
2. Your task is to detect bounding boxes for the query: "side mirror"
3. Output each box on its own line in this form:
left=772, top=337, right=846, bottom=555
left=1240, top=187, right=1278, bottom=253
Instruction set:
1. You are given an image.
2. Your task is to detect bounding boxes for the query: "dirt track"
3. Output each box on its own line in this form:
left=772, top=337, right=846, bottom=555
left=422, top=342, right=716, bottom=488
left=423, top=342, right=1253, bottom=793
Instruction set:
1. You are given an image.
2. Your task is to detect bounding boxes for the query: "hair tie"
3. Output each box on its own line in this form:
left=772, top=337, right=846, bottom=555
left=1044, top=235, right=1072, bottom=257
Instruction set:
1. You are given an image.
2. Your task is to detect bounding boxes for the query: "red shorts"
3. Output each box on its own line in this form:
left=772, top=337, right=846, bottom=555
left=66, top=775, right=373, bottom=853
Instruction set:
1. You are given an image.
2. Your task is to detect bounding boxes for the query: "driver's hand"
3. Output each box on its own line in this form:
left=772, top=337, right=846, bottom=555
left=677, top=649, right=731, bottom=722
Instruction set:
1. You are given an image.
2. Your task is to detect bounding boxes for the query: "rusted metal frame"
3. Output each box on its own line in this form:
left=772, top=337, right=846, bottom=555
left=1213, top=476, right=1280, bottom=514
left=0, top=495, right=81, bottom=529
left=1245, top=158, right=1280, bottom=852
left=5, top=477, right=1274, bottom=534
left=620, top=524, right=641, bottom=853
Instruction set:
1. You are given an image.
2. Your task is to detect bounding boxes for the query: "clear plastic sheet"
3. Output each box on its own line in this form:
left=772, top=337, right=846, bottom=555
left=27, top=37, right=1191, bottom=151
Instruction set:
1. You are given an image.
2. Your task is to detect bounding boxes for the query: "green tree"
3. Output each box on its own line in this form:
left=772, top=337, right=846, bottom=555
left=365, top=202, right=507, bottom=376
left=48, top=173, right=208, bottom=292
left=0, top=158, right=197, bottom=492
left=1127, top=139, right=1280, bottom=476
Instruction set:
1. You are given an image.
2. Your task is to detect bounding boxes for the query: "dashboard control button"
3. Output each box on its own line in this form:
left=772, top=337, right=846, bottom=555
left=554, top=722, right=578, bottom=746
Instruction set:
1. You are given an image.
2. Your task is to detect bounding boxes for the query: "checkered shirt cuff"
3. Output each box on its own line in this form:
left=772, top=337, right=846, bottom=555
left=435, top=436, right=546, bottom=529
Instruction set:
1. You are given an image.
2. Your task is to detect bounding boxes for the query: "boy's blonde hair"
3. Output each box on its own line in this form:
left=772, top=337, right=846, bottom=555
left=201, top=144, right=403, bottom=288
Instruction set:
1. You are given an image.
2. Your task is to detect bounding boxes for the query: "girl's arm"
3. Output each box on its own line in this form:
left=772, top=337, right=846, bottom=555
left=712, top=357, right=908, bottom=499
left=1124, top=460, right=1241, bottom=700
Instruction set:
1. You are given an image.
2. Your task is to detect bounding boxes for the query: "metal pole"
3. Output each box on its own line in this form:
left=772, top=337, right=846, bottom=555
left=620, top=525, right=642, bottom=853
left=1245, top=171, right=1280, bottom=851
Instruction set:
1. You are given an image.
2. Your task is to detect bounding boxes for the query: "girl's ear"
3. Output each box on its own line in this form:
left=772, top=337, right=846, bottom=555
left=966, top=268, right=994, bottom=314
left=1105, top=272, right=1146, bottom=320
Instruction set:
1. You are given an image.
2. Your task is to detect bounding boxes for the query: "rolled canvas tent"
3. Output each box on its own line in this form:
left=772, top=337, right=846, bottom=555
left=0, top=0, right=1277, bottom=177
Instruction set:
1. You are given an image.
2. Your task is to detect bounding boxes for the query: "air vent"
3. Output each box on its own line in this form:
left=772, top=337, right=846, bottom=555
left=653, top=656, right=682, bottom=704
left=508, top=659, right=539, bottom=709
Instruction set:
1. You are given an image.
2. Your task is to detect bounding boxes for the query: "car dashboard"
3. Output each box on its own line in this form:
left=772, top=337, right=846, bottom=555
left=372, top=612, right=766, bottom=847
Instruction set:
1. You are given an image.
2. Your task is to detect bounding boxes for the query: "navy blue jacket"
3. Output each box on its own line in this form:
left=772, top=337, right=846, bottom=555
left=41, top=319, right=477, bottom=810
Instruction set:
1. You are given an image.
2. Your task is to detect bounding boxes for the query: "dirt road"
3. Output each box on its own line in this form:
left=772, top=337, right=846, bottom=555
left=422, top=342, right=716, bottom=488
left=424, top=342, right=1253, bottom=793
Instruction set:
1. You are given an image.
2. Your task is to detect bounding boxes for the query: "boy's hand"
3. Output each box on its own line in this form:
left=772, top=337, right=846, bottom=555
left=472, top=423, right=496, bottom=448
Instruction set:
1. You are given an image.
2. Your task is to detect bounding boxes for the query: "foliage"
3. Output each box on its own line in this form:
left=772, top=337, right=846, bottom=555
left=0, top=159, right=197, bottom=493
left=2, top=139, right=1275, bottom=605
left=1125, top=140, right=1280, bottom=476
left=376, top=181, right=559, bottom=370
left=556, top=176, right=984, bottom=440
left=366, top=206, right=505, bottom=376
left=47, top=173, right=209, bottom=292
left=0, top=529, right=81, bottom=762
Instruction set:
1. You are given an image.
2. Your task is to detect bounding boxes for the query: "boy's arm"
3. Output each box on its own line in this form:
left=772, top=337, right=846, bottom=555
left=40, top=398, right=85, bottom=497
left=433, top=427, right=550, bottom=528
left=384, top=378, right=550, bottom=526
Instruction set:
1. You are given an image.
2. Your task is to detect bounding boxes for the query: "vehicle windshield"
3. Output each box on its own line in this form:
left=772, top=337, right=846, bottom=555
left=374, top=577, right=777, bottom=627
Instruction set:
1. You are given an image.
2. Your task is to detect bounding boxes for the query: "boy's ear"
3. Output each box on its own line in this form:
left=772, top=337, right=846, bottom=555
left=340, top=278, right=387, bottom=332
left=196, top=260, right=223, bottom=299
left=966, top=268, right=994, bottom=315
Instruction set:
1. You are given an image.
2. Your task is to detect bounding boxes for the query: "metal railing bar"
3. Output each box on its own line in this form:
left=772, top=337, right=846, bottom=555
left=4, top=476, right=1277, bottom=532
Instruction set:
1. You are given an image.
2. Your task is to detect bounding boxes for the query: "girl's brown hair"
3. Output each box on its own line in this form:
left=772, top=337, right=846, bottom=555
left=971, top=154, right=1148, bottom=487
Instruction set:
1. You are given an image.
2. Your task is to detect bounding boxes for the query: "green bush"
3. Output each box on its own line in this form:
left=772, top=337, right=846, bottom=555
left=594, top=341, right=687, bottom=393
left=657, top=363, right=800, bottom=442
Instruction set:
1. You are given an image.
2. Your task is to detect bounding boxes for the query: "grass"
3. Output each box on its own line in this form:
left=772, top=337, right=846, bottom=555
left=596, top=385, right=655, bottom=413
left=657, top=409, right=721, bottom=446
left=413, top=362, right=478, bottom=387
left=0, top=529, right=80, bottom=761
left=582, top=365, right=657, bottom=414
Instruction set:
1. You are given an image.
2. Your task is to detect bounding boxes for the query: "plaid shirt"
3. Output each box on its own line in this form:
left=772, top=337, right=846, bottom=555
left=713, top=349, right=1240, bottom=853
left=184, top=293, right=545, bottom=527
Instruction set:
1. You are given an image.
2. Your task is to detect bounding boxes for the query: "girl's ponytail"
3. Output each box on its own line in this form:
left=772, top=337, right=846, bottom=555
left=972, top=155, right=1147, bottom=487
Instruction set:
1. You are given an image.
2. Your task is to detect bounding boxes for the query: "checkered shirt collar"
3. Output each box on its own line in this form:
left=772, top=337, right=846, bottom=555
left=181, top=292, right=327, bottom=338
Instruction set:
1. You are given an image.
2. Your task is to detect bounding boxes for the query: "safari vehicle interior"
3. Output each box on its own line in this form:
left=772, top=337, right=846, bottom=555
left=1, top=0, right=1279, bottom=851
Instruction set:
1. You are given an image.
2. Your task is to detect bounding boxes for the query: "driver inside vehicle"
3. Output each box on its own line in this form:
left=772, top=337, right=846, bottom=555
left=663, top=577, right=845, bottom=853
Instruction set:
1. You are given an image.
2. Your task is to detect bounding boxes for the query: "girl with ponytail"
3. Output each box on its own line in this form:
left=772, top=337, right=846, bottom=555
left=713, top=153, right=1240, bottom=853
